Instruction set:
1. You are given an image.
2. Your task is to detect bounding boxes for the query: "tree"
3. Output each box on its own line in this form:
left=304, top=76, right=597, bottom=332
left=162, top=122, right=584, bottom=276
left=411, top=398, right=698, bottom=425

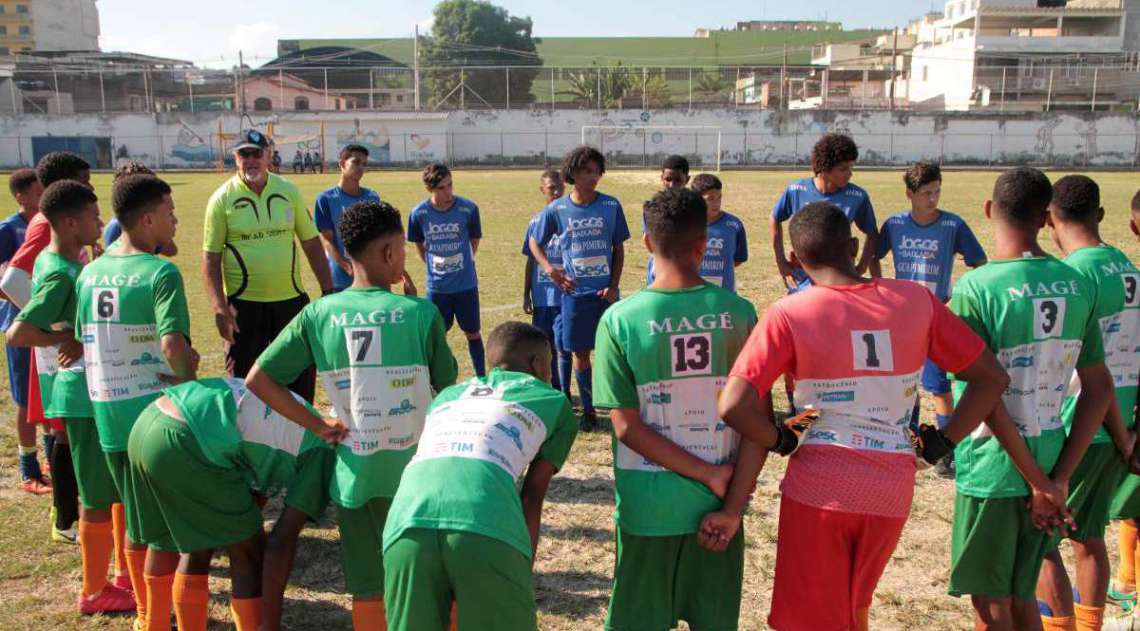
left=421, top=0, right=542, bottom=109
left=563, top=63, right=631, bottom=109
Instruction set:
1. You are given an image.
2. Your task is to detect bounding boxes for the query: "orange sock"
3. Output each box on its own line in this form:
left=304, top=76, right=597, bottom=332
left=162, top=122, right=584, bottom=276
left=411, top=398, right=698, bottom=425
left=855, top=606, right=870, bottom=631
left=77, top=518, right=113, bottom=597
left=124, top=546, right=149, bottom=625
left=231, top=597, right=262, bottom=631
left=449, top=602, right=458, bottom=631
left=351, top=599, right=386, bottom=631
left=172, top=573, right=209, bottom=631
left=1120, top=522, right=1139, bottom=589
left=144, top=572, right=174, bottom=631
left=1074, top=603, right=1105, bottom=631
left=1042, top=614, right=1078, bottom=631
left=112, top=503, right=128, bottom=579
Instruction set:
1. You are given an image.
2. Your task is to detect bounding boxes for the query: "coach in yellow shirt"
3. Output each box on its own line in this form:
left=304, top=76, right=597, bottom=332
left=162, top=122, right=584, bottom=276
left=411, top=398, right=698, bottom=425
left=202, top=129, right=333, bottom=401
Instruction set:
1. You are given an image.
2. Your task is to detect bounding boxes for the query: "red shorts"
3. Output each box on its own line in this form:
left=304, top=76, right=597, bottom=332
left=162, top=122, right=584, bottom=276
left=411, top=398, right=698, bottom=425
left=768, top=496, right=907, bottom=631
left=27, top=352, right=63, bottom=432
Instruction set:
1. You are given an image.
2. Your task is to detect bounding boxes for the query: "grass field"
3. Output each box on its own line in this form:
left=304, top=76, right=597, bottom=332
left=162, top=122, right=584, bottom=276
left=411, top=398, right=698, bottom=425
left=1, top=167, right=1138, bottom=630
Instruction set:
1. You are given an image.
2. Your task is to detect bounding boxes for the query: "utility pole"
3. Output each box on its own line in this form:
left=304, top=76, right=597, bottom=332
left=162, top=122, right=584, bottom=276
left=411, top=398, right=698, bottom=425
left=237, top=50, right=247, bottom=117
left=413, top=24, right=421, bottom=111
left=889, top=27, right=898, bottom=111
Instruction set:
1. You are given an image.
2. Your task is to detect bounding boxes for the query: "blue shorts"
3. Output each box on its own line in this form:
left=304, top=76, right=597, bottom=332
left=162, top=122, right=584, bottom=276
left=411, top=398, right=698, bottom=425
left=921, top=358, right=951, bottom=394
left=6, top=344, right=29, bottom=408
left=428, top=288, right=481, bottom=334
left=532, top=306, right=562, bottom=353
left=560, top=294, right=608, bottom=353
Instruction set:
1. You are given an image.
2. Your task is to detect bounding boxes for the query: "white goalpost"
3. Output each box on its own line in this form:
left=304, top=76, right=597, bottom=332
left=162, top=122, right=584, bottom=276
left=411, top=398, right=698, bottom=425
left=579, top=125, right=723, bottom=171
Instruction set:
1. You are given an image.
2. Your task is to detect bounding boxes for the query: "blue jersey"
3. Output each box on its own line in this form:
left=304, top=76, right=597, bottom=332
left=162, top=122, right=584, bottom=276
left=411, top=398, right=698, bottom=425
left=773, top=177, right=877, bottom=285
left=875, top=210, right=985, bottom=302
left=535, top=192, right=630, bottom=299
left=407, top=195, right=482, bottom=294
left=314, top=186, right=380, bottom=290
left=0, top=211, right=28, bottom=330
left=103, top=218, right=122, bottom=249
left=647, top=211, right=748, bottom=292
left=522, top=212, right=563, bottom=309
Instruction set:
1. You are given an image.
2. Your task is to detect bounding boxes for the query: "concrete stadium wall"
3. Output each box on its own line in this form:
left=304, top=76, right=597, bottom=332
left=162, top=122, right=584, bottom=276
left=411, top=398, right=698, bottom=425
left=0, top=108, right=1135, bottom=169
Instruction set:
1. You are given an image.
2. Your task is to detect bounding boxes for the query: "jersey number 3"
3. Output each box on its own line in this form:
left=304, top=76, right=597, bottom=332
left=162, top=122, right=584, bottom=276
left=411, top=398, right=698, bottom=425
left=1033, top=298, right=1066, bottom=340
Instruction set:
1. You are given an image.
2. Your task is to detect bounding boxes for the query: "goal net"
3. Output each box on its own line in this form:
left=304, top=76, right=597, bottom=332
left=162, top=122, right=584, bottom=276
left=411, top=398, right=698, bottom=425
left=579, top=125, right=722, bottom=171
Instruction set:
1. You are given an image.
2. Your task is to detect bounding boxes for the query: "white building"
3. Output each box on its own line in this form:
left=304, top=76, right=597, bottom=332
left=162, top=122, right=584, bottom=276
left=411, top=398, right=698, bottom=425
left=0, top=0, right=99, bottom=56
left=908, top=0, right=1140, bottom=111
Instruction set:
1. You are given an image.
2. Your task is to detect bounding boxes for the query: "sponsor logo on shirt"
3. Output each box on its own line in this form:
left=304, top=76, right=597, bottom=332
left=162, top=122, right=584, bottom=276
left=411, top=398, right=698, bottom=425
left=571, top=255, right=611, bottom=278
left=388, top=399, right=417, bottom=416
left=707, top=237, right=726, bottom=250
left=130, top=352, right=162, bottom=366
left=647, top=392, right=672, bottom=404
left=1010, top=356, right=1035, bottom=368
left=568, top=216, right=605, bottom=231
left=390, top=376, right=416, bottom=389
left=817, top=390, right=856, bottom=403
left=493, top=422, right=524, bottom=450
left=806, top=429, right=838, bottom=442
left=900, top=236, right=940, bottom=252
left=426, top=222, right=462, bottom=236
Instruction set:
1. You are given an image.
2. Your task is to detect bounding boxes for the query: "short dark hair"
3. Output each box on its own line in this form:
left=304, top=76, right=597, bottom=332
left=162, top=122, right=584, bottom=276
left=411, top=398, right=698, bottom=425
left=810, top=133, right=859, bottom=175
left=904, top=161, right=941, bottom=193
left=689, top=173, right=722, bottom=195
left=338, top=200, right=403, bottom=259
left=789, top=202, right=853, bottom=268
left=422, top=163, right=451, bottom=189
left=36, top=151, right=90, bottom=188
left=113, top=161, right=154, bottom=181
left=486, top=321, right=552, bottom=374
left=112, top=174, right=172, bottom=228
left=562, top=145, right=605, bottom=185
left=8, top=168, right=39, bottom=196
left=339, top=144, right=369, bottom=162
left=540, top=169, right=562, bottom=182
left=1131, top=188, right=1140, bottom=211
left=1049, top=175, right=1100, bottom=223
left=39, top=180, right=97, bottom=227
left=991, top=167, right=1052, bottom=227
left=643, top=188, right=707, bottom=259
left=662, top=154, right=689, bottom=176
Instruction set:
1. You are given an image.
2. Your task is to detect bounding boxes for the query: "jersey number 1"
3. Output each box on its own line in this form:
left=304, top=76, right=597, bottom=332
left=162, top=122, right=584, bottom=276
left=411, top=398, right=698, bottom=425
left=851, top=330, right=894, bottom=371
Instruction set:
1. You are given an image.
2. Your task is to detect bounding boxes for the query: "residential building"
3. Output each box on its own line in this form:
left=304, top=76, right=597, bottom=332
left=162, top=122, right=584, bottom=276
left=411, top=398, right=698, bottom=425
left=0, top=0, right=99, bottom=56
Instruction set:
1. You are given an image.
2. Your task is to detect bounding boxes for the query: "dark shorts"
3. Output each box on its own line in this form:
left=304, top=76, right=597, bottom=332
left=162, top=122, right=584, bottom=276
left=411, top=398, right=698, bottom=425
left=921, top=358, right=952, bottom=394
left=6, top=343, right=29, bottom=407
left=226, top=295, right=314, bottom=402
left=560, top=294, right=608, bottom=353
left=532, top=306, right=562, bottom=352
left=428, top=288, right=480, bottom=334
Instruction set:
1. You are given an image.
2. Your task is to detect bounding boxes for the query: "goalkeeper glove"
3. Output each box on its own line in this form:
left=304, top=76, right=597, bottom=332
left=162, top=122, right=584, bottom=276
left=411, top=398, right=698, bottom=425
left=772, top=409, right=819, bottom=457
left=914, top=424, right=956, bottom=466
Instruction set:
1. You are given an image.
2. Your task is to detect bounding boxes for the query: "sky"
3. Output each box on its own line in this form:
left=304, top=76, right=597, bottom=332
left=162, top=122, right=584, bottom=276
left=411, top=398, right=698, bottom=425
left=98, top=0, right=940, bottom=68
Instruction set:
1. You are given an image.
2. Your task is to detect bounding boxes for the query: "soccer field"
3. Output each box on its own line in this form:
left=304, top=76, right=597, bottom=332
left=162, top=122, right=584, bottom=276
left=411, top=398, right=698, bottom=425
left=1, top=167, right=1138, bottom=630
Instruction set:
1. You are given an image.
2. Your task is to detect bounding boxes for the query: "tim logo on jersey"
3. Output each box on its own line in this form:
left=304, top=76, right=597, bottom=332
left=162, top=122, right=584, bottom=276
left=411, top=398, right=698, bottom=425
left=571, top=255, right=611, bottom=278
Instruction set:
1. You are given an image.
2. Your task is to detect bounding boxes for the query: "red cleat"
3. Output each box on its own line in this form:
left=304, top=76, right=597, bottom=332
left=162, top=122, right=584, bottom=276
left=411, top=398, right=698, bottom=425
left=113, top=573, right=133, bottom=593
left=78, top=584, right=136, bottom=615
left=19, top=476, right=52, bottom=495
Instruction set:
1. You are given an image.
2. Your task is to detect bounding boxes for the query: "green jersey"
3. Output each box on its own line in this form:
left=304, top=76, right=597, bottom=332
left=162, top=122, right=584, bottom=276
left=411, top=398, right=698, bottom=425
left=950, top=256, right=1105, bottom=498
left=1060, top=245, right=1140, bottom=444
left=382, top=370, right=578, bottom=559
left=15, top=250, right=89, bottom=418
left=76, top=252, right=192, bottom=452
left=593, top=284, right=758, bottom=536
left=164, top=377, right=329, bottom=494
left=256, top=287, right=458, bottom=508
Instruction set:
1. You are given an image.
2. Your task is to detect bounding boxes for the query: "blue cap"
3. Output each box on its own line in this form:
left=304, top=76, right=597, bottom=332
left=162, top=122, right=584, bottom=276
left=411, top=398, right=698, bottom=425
left=233, top=129, right=270, bottom=152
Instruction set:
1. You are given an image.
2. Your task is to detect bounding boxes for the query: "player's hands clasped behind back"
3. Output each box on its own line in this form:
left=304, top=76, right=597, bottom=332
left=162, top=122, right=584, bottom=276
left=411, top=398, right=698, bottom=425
left=57, top=337, right=83, bottom=368
left=315, top=417, right=350, bottom=446
left=698, top=510, right=741, bottom=552
left=1028, top=479, right=1076, bottom=536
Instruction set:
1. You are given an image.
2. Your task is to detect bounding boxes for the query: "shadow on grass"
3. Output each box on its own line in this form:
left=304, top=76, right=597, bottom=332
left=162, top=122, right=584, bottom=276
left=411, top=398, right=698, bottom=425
left=536, top=569, right=612, bottom=617
left=281, top=533, right=346, bottom=592
left=279, top=596, right=353, bottom=630
left=542, top=525, right=612, bottom=542
left=546, top=475, right=614, bottom=505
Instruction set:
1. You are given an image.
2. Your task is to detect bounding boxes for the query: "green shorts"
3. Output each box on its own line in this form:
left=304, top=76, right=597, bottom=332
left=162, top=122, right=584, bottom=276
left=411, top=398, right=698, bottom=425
left=104, top=450, right=144, bottom=545
left=65, top=418, right=119, bottom=511
left=949, top=494, right=1052, bottom=600
left=1061, top=443, right=1127, bottom=542
left=605, top=526, right=744, bottom=631
left=283, top=447, right=334, bottom=521
left=336, top=496, right=393, bottom=597
left=126, top=406, right=261, bottom=553
left=384, top=528, right=536, bottom=631
left=1111, top=473, right=1140, bottom=521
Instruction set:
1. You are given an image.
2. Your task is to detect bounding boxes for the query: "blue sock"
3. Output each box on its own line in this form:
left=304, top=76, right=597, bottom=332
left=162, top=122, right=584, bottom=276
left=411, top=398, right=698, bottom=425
left=935, top=414, right=952, bottom=430
left=558, top=354, right=573, bottom=399
left=42, top=433, right=54, bottom=457
left=468, top=338, right=486, bottom=377
left=18, top=447, right=41, bottom=480
left=575, top=368, right=594, bottom=414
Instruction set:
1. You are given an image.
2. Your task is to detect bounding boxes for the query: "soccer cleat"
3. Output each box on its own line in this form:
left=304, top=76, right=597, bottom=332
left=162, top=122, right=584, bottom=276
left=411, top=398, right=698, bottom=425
left=113, top=573, right=133, bottom=593
left=19, top=476, right=52, bottom=495
left=934, top=455, right=956, bottom=480
left=77, top=584, right=136, bottom=615
left=52, top=523, right=78, bottom=544
left=579, top=412, right=600, bottom=433
left=1109, top=582, right=1138, bottom=613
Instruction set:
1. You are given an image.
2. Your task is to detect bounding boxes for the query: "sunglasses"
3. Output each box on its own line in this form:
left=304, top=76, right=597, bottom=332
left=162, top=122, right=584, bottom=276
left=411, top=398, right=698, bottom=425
left=237, top=148, right=263, bottom=159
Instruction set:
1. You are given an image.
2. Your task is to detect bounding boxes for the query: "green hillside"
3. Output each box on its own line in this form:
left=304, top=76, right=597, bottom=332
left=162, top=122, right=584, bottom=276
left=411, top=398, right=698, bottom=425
left=279, top=29, right=886, bottom=68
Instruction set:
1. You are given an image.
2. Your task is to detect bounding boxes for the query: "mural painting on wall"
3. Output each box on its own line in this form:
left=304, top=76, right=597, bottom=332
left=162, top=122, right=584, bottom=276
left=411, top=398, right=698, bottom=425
left=337, top=119, right=393, bottom=163
left=169, top=119, right=214, bottom=165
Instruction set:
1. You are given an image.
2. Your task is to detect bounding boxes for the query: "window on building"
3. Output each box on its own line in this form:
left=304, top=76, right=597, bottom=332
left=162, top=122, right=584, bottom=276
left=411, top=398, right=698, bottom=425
left=16, top=5, right=28, bottom=14
left=253, top=97, right=272, bottom=111
left=0, top=48, right=9, bottom=56
left=18, top=26, right=30, bottom=35
left=0, top=26, right=7, bottom=35
left=396, top=94, right=404, bottom=102
left=293, top=96, right=309, bottom=110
